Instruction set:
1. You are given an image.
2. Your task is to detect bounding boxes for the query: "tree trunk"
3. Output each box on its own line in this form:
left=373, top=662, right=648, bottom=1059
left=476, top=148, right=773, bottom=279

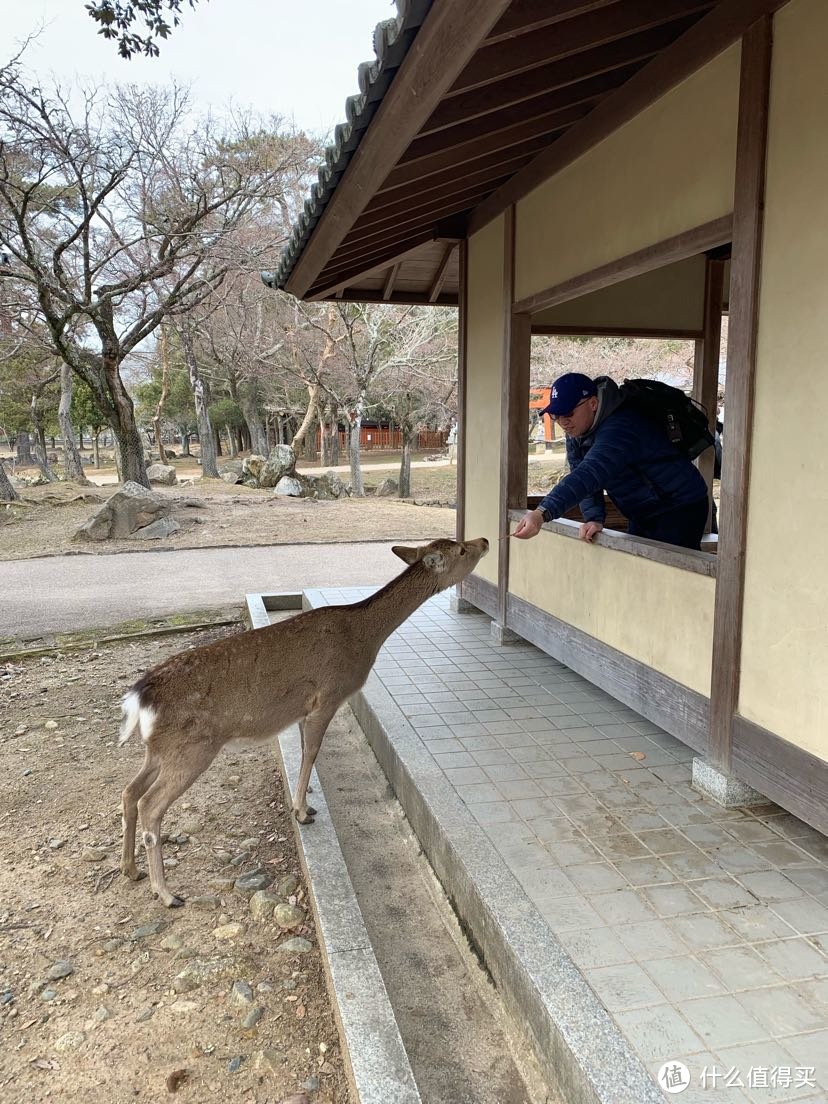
left=93, top=432, right=101, bottom=468
left=30, top=393, right=58, bottom=482
left=226, top=426, right=236, bottom=458
left=103, top=361, right=149, bottom=486
left=180, top=328, right=219, bottom=478
left=58, top=364, right=91, bottom=484
left=348, top=406, right=365, bottom=496
left=303, top=416, right=318, bottom=462
left=291, top=382, right=319, bottom=456
left=239, top=391, right=268, bottom=456
left=180, top=430, right=191, bottom=457
left=15, top=430, right=33, bottom=466
left=153, top=325, right=171, bottom=464
left=0, top=460, right=18, bottom=502
left=398, top=426, right=414, bottom=498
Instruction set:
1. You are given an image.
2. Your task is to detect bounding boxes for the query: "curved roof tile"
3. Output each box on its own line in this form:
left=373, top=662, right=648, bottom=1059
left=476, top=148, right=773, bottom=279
left=263, top=0, right=431, bottom=291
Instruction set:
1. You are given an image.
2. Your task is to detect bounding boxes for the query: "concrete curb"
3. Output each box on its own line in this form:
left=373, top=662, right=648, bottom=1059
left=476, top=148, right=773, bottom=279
left=277, top=728, right=422, bottom=1104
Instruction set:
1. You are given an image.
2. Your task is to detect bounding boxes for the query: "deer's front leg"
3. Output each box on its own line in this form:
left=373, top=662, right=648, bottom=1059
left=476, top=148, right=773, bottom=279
left=294, top=709, right=334, bottom=824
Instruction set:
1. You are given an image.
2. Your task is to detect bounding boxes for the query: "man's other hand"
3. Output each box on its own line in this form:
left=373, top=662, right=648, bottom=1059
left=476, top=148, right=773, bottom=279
left=513, top=509, right=545, bottom=540
left=579, top=521, right=604, bottom=543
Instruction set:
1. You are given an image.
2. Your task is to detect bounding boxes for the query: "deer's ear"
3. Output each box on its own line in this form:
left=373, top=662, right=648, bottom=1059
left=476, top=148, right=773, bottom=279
left=392, top=545, right=421, bottom=564
left=422, top=551, right=446, bottom=572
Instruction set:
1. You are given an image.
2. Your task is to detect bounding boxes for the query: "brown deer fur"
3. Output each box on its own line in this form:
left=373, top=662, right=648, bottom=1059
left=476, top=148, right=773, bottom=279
left=119, top=536, right=488, bottom=906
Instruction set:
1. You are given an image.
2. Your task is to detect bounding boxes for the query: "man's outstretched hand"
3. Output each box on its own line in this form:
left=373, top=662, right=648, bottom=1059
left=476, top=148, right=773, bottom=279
left=512, top=509, right=545, bottom=540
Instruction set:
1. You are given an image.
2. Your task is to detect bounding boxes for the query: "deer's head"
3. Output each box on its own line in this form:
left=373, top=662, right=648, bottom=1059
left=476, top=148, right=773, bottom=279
left=391, top=537, right=488, bottom=590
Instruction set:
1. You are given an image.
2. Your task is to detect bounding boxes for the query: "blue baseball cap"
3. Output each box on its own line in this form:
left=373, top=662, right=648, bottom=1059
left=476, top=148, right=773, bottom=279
left=541, top=373, right=598, bottom=417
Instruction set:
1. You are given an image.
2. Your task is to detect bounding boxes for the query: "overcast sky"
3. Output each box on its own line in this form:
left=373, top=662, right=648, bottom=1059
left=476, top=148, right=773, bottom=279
left=5, top=0, right=396, bottom=137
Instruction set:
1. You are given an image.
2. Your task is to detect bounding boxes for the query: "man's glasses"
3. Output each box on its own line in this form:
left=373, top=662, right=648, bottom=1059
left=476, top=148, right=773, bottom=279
left=551, top=398, right=590, bottom=422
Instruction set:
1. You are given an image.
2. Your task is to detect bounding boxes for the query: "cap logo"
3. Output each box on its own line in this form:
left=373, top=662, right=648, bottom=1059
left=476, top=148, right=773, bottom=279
left=552, top=387, right=558, bottom=398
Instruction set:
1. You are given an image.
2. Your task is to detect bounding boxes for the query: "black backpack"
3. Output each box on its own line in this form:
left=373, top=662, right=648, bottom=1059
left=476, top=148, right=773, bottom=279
left=618, top=378, right=714, bottom=461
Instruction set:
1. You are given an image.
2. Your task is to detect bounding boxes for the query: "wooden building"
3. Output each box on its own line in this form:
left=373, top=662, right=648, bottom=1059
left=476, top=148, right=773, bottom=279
left=267, top=0, right=827, bottom=835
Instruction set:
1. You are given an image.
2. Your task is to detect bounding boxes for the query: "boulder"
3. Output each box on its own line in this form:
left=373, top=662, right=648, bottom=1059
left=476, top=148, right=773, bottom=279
left=273, top=476, right=303, bottom=497
left=242, top=455, right=267, bottom=484
left=219, top=459, right=244, bottom=479
left=132, top=517, right=181, bottom=540
left=74, top=481, right=172, bottom=541
left=146, top=463, right=177, bottom=486
left=221, top=471, right=242, bottom=485
left=259, top=445, right=296, bottom=489
left=297, top=470, right=344, bottom=500
left=375, top=478, right=399, bottom=497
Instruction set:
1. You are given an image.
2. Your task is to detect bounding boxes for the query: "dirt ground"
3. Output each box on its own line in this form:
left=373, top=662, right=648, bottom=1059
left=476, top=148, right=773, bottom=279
left=0, top=480, right=457, bottom=561
left=0, top=619, right=352, bottom=1104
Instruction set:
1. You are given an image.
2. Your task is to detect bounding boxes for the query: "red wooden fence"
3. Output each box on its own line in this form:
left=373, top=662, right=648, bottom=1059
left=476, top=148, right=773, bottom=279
left=314, top=428, right=448, bottom=451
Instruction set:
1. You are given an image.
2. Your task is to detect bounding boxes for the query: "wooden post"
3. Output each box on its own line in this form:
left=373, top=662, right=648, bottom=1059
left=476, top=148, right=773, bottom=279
left=709, top=16, right=772, bottom=771
left=455, top=239, right=468, bottom=545
left=497, top=206, right=532, bottom=631
left=693, top=255, right=726, bottom=533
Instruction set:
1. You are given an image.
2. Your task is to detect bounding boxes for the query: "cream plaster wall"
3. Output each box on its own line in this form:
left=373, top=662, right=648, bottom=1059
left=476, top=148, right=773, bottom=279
left=464, top=216, right=505, bottom=585
left=515, top=44, right=740, bottom=303
left=509, top=531, right=715, bottom=695
left=739, top=0, right=828, bottom=761
left=532, top=254, right=707, bottom=332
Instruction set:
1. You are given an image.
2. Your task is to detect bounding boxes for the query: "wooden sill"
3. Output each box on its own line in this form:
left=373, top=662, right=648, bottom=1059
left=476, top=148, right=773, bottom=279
left=508, top=509, right=718, bottom=578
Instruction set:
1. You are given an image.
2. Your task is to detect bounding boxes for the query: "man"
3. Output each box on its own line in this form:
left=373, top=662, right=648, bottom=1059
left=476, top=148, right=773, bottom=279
left=513, top=372, right=710, bottom=550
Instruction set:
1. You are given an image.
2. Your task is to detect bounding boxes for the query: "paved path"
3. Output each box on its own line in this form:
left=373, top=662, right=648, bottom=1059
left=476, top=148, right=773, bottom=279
left=1, top=543, right=402, bottom=639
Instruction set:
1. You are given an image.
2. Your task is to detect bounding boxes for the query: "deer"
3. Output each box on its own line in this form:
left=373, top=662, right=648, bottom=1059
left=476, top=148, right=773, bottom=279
left=118, top=536, right=489, bottom=906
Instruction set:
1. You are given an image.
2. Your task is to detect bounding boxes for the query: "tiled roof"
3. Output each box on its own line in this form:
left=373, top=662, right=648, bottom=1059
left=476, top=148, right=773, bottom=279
left=263, top=0, right=431, bottom=291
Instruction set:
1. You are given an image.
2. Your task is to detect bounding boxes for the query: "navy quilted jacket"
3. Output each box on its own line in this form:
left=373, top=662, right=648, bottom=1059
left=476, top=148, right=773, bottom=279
left=538, top=379, right=709, bottom=525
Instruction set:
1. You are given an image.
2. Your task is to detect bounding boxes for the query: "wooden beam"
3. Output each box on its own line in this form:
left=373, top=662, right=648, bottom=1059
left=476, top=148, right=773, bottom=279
left=382, top=263, right=400, bottom=302
left=709, top=16, right=772, bottom=772
left=468, top=0, right=790, bottom=237
left=307, top=236, right=442, bottom=302
left=285, top=0, right=513, bottom=299
left=497, top=207, right=532, bottom=629
left=428, top=244, right=456, bottom=303
left=692, top=256, right=726, bottom=532
left=380, top=126, right=566, bottom=194
left=355, top=160, right=522, bottom=225
left=450, top=0, right=712, bottom=96
left=375, top=147, right=535, bottom=206
left=456, top=240, right=469, bottom=543
left=512, top=215, right=733, bottom=316
left=338, top=184, right=497, bottom=255
left=327, top=289, right=459, bottom=306
left=311, top=229, right=463, bottom=291
left=532, top=324, right=703, bottom=339
left=400, top=79, right=613, bottom=164
left=421, top=26, right=677, bottom=136
left=485, top=0, right=620, bottom=45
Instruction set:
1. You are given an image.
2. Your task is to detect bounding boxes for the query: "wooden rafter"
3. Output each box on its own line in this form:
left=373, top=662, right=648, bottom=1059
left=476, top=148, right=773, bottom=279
left=341, top=185, right=498, bottom=255
left=382, top=263, right=400, bottom=301
left=428, top=244, right=456, bottom=303
left=420, top=25, right=679, bottom=136
left=485, top=0, right=621, bottom=46
left=449, top=0, right=713, bottom=96
left=379, top=131, right=552, bottom=194
left=469, top=0, right=792, bottom=235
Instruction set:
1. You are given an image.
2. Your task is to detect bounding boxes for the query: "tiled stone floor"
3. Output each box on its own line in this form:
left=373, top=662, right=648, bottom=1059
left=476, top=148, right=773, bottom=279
left=304, top=589, right=828, bottom=1103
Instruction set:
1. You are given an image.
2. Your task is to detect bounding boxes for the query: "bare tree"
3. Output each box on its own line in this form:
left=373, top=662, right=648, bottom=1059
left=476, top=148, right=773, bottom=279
left=58, top=362, right=91, bottom=482
left=0, top=64, right=311, bottom=485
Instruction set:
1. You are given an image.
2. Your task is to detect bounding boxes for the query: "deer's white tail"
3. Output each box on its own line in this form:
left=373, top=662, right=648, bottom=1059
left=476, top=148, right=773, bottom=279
left=119, top=690, right=156, bottom=746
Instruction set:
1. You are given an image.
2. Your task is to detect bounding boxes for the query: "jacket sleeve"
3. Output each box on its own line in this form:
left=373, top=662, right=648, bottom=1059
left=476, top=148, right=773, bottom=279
left=538, top=420, right=640, bottom=521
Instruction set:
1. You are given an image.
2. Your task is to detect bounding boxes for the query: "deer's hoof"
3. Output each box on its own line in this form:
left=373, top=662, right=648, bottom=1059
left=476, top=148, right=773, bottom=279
left=120, top=865, right=146, bottom=883
left=168, top=895, right=185, bottom=909
left=294, top=809, right=315, bottom=826
left=306, top=804, right=317, bottom=817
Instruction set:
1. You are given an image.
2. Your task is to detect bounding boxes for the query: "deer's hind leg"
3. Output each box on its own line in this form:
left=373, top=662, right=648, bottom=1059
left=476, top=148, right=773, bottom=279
left=294, top=706, right=336, bottom=825
left=137, top=746, right=219, bottom=907
left=121, top=750, right=160, bottom=881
